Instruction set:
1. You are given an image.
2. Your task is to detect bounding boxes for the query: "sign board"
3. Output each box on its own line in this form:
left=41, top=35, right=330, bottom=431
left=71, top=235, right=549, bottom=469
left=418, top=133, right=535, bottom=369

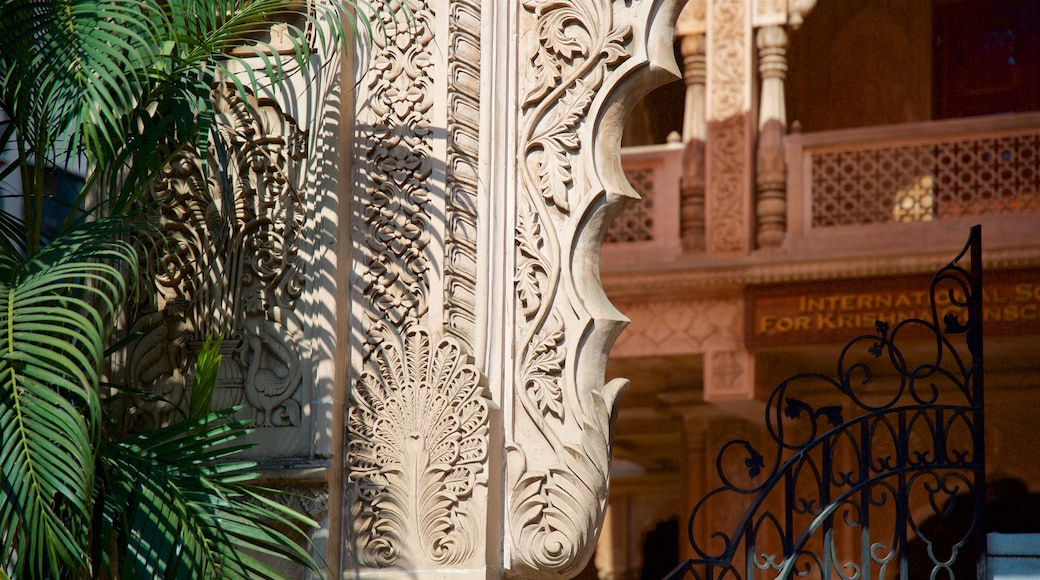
left=747, top=269, right=1040, bottom=346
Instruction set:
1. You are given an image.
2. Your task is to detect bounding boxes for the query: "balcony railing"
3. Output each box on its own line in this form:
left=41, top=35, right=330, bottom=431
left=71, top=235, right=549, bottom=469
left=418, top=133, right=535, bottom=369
left=604, top=142, right=683, bottom=258
left=785, top=112, right=1040, bottom=240
left=606, top=113, right=1040, bottom=262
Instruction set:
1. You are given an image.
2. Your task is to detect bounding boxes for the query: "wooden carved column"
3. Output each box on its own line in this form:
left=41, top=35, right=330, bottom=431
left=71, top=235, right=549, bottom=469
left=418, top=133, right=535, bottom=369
left=754, top=25, right=788, bottom=249
left=680, top=32, right=707, bottom=252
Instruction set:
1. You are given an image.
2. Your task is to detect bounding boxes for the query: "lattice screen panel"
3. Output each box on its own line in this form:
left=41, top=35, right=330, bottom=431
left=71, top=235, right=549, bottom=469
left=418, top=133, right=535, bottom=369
left=934, top=134, right=1040, bottom=217
left=606, top=166, right=655, bottom=243
left=811, top=145, right=934, bottom=227
left=810, top=131, right=1040, bottom=227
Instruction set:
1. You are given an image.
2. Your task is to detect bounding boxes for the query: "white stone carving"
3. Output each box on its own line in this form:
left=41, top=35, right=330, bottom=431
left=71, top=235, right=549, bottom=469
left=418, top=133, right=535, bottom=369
left=347, top=324, right=490, bottom=568
left=445, top=0, right=482, bottom=350
left=507, top=0, right=682, bottom=576
left=124, top=82, right=307, bottom=429
left=343, top=0, right=683, bottom=574
left=356, top=0, right=434, bottom=342
left=346, top=0, right=492, bottom=572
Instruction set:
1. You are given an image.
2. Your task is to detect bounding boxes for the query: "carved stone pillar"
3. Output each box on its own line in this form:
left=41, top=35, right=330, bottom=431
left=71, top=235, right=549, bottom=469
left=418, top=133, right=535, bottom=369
left=705, top=0, right=754, bottom=255
left=680, top=33, right=707, bottom=252
left=754, top=25, right=788, bottom=249
left=343, top=0, right=686, bottom=577
left=681, top=33, right=707, bottom=145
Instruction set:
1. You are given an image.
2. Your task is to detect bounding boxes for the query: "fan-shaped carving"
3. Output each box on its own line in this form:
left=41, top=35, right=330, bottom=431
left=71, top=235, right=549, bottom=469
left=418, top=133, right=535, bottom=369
left=347, top=324, right=490, bottom=567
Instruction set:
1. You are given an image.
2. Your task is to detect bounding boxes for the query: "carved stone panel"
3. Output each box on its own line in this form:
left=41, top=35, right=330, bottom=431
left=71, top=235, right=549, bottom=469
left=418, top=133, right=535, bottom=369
left=507, top=0, right=683, bottom=576
left=122, top=82, right=309, bottom=434
left=345, top=0, right=491, bottom=573
left=706, top=0, right=753, bottom=255
left=344, top=0, right=683, bottom=576
left=610, top=299, right=743, bottom=357
left=347, top=324, right=489, bottom=568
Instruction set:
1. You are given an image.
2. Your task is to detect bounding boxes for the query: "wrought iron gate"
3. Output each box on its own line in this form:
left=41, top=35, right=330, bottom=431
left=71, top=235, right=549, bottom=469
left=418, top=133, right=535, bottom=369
left=667, top=226, right=985, bottom=579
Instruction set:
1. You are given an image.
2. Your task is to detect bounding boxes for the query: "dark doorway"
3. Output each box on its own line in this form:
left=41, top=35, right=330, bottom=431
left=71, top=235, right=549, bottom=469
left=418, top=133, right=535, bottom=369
left=641, top=517, right=679, bottom=579
left=934, top=0, right=1040, bottom=118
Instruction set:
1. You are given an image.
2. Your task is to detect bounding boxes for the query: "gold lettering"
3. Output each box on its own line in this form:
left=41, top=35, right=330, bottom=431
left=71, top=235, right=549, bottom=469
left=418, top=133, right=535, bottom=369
left=817, top=313, right=836, bottom=330
left=759, top=315, right=778, bottom=333
left=1016, top=283, right=1033, bottom=302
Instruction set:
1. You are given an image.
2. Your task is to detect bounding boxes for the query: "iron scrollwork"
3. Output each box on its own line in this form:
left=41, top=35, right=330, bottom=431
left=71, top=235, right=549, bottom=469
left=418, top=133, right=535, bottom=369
left=669, top=226, right=985, bottom=579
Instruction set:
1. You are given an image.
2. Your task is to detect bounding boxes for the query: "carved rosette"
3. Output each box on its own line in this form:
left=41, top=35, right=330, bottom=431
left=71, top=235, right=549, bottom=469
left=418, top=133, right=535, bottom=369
left=508, top=0, right=643, bottom=576
left=347, top=325, right=489, bottom=567
left=123, top=82, right=307, bottom=429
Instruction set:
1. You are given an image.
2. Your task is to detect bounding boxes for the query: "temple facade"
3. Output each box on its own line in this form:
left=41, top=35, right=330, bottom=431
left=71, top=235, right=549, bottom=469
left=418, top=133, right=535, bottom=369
left=598, top=0, right=1040, bottom=577
left=112, top=0, right=1040, bottom=577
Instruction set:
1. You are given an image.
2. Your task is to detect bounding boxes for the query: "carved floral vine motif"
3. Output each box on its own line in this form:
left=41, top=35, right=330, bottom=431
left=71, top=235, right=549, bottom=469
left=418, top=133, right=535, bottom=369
left=347, top=0, right=493, bottom=570
left=510, top=0, right=635, bottom=576
left=357, top=0, right=434, bottom=348
left=123, top=82, right=307, bottom=429
left=521, top=0, right=631, bottom=214
left=707, top=0, right=750, bottom=254
left=347, top=324, right=490, bottom=568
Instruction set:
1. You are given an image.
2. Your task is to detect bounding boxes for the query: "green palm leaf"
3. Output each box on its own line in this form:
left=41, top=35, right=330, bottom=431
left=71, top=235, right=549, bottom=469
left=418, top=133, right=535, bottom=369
left=0, top=0, right=161, bottom=162
left=0, top=219, right=137, bottom=577
left=99, top=410, right=321, bottom=579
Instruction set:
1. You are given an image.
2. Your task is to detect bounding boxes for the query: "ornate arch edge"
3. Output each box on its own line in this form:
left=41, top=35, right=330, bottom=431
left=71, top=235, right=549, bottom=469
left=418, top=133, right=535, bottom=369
left=506, top=0, right=686, bottom=577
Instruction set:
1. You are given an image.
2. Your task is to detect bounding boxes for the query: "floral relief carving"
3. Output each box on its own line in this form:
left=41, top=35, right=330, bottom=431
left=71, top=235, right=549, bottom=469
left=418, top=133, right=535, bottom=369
left=357, top=0, right=434, bottom=346
left=708, top=114, right=749, bottom=253
left=346, top=324, right=490, bottom=568
left=709, top=0, right=746, bottom=119
left=509, top=0, right=638, bottom=576
left=275, top=485, right=330, bottom=519
left=123, top=82, right=307, bottom=429
left=704, top=0, right=751, bottom=255
left=521, top=0, right=632, bottom=214
left=346, top=0, right=493, bottom=570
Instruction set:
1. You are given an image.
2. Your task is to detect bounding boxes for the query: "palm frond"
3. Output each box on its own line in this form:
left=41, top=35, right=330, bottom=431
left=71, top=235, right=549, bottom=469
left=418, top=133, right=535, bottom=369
left=0, top=218, right=137, bottom=577
left=189, top=331, right=224, bottom=420
left=0, top=0, right=162, bottom=164
left=99, top=410, right=321, bottom=579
